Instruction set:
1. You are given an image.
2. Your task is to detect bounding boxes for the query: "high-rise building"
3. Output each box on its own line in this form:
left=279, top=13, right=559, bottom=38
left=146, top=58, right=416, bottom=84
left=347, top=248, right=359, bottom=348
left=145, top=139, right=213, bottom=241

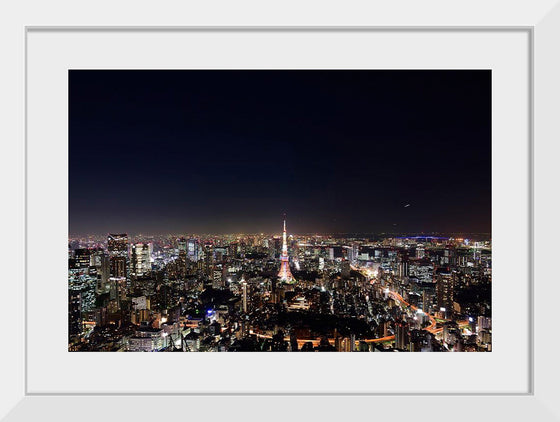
left=110, top=276, right=127, bottom=302
left=177, top=238, right=187, bottom=253
left=228, top=241, right=239, bottom=259
left=212, top=267, right=224, bottom=289
left=477, top=316, right=492, bottom=332
left=110, top=256, right=127, bottom=278
left=397, top=252, right=409, bottom=279
left=73, top=248, right=91, bottom=269
left=107, top=233, right=128, bottom=257
left=395, top=322, right=408, bottom=350
left=108, top=233, right=128, bottom=279
left=278, top=217, right=295, bottom=283
left=221, top=264, right=229, bottom=288
left=346, top=244, right=359, bottom=264
left=177, top=251, right=187, bottom=278
left=131, top=242, right=152, bottom=276
left=241, top=277, right=248, bottom=313
left=187, top=238, right=198, bottom=261
left=435, top=267, right=455, bottom=312
left=97, top=253, right=110, bottom=293
left=272, top=237, right=282, bottom=259
left=204, top=244, right=214, bottom=278
left=68, top=289, right=82, bottom=339
left=442, top=245, right=457, bottom=266
left=176, top=237, right=188, bottom=276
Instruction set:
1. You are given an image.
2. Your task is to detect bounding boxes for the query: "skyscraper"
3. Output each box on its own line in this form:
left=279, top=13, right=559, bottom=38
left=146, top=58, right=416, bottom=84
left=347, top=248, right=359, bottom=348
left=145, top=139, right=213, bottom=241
left=73, top=248, right=91, bottom=269
left=395, top=322, right=408, bottom=350
left=177, top=238, right=188, bottom=277
left=108, top=233, right=128, bottom=278
left=110, top=256, right=127, bottom=278
left=131, top=242, right=152, bottom=276
left=187, top=238, right=198, bottom=261
left=346, top=244, right=358, bottom=265
left=435, top=267, right=455, bottom=312
left=107, top=233, right=128, bottom=257
left=68, top=289, right=82, bottom=339
left=241, top=277, right=248, bottom=313
left=204, top=243, right=214, bottom=278
left=97, top=253, right=110, bottom=293
left=397, top=252, right=409, bottom=279
left=277, top=217, right=294, bottom=283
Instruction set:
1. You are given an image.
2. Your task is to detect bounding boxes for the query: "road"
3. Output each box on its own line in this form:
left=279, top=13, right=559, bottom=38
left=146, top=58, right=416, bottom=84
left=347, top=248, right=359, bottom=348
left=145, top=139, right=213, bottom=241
left=387, top=290, right=438, bottom=333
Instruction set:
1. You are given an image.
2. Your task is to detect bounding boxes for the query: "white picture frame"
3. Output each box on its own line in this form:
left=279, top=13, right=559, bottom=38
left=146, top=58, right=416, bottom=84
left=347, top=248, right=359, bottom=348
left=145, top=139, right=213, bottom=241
left=2, top=0, right=559, bottom=420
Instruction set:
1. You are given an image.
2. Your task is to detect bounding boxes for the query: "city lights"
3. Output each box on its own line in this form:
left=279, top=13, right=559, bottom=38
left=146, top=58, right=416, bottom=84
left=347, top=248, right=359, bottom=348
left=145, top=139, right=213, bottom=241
left=68, top=221, right=492, bottom=352
left=68, top=70, right=491, bottom=352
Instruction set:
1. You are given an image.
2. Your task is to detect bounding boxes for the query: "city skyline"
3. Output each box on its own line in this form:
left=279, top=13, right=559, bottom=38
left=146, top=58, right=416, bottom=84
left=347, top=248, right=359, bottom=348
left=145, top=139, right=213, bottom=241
left=69, top=216, right=492, bottom=352
left=69, top=70, right=491, bottom=235
left=69, top=226, right=492, bottom=237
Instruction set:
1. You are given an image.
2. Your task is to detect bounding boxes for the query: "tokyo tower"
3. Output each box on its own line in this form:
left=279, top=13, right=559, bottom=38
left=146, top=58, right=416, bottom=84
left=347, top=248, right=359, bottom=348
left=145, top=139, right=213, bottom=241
left=278, top=216, right=295, bottom=283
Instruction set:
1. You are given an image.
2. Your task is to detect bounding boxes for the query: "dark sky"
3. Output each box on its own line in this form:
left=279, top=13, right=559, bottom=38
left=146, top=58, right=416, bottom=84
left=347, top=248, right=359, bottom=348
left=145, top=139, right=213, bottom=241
left=69, top=70, right=491, bottom=235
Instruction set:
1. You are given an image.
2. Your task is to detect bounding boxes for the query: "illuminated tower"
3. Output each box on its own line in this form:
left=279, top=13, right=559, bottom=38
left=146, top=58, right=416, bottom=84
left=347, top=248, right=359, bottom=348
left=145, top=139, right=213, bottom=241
left=278, top=217, right=295, bottom=283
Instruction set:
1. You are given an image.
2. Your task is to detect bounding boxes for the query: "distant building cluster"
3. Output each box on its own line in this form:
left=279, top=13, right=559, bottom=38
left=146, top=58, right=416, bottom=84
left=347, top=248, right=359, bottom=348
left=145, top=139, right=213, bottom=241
left=68, top=220, right=492, bottom=352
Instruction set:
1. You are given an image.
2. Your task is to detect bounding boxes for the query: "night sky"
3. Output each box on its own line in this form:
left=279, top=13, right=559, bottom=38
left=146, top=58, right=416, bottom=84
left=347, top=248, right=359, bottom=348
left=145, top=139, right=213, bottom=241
left=69, top=70, right=491, bottom=236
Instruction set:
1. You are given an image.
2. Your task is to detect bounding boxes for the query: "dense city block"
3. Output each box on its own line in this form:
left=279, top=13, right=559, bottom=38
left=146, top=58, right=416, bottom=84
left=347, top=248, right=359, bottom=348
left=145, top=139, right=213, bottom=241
left=68, top=221, right=491, bottom=352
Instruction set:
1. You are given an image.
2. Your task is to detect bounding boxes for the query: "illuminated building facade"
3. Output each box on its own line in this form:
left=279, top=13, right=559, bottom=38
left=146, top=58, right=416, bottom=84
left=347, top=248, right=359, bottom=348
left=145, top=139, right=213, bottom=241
left=187, top=238, right=198, bottom=261
left=110, top=256, right=127, bottom=278
left=131, top=242, right=152, bottom=276
left=242, top=277, right=248, bottom=313
left=68, top=289, right=82, bottom=339
left=108, top=233, right=128, bottom=279
left=107, top=233, right=128, bottom=257
left=435, top=267, right=455, bottom=312
left=128, top=325, right=165, bottom=352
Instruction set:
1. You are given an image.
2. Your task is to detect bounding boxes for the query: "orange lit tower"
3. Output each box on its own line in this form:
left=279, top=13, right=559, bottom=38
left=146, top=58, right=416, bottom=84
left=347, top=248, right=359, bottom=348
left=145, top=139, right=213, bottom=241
left=278, top=216, right=295, bottom=283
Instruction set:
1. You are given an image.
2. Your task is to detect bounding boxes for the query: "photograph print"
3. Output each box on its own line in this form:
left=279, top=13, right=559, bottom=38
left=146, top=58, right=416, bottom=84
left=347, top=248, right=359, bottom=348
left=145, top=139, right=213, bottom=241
left=68, top=70, right=492, bottom=352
